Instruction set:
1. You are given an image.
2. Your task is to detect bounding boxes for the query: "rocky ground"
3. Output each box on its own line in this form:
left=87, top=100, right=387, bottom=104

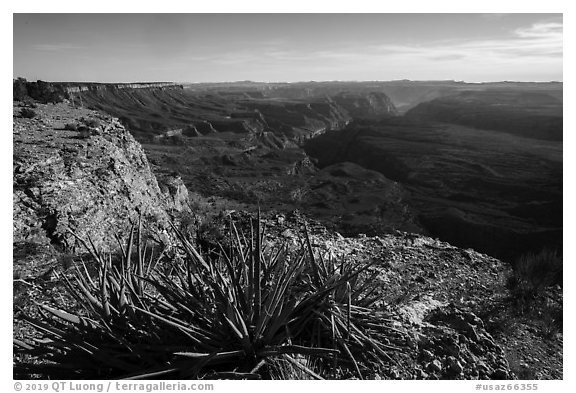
left=188, top=210, right=563, bottom=379
left=282, top=214, right=561, bottom=379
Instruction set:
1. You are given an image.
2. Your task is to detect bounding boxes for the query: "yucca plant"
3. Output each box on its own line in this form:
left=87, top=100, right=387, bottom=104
left=14, top=213, right=404, bottom=379
left=266, top=354, right=324, bottom=380
left=14, top=218, right=175, bottom=379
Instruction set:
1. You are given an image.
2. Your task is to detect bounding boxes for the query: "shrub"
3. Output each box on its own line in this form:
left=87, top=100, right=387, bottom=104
left=289, top=187, right=309, bottom=203
left=14, top=216, right=404, bottom=379
left=13, top=78, right=28, bottom=101
left=507, top=248, right=562, bottom=311
left=19, top=108, right=37, bottom=119
left=510, top=249, right=562, bottom=292
left=77, top=125, right=92, bottom=139
left=80, top=117, right=101, bottom=128
left=64, top=123, right=78, bottom=131
left=13, top=78, right=67, bottom=103
left=21, top=100, right=37, bottom=109
left=25, top=80, right=65, bottom=104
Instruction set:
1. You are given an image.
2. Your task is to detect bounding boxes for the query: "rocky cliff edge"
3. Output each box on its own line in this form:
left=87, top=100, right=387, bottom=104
left=13, top=102, right=189, bottom=277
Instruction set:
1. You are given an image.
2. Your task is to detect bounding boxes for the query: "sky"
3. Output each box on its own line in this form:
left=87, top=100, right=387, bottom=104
left=13, top=13, right=563, bottom=84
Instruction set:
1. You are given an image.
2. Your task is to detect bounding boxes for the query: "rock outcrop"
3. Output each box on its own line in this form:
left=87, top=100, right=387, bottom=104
left=157, top=174, right=190, bottom=212
left=13, top=102, right=189, bottom=262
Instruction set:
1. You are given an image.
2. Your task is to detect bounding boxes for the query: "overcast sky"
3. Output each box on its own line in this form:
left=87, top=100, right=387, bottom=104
left=13, top=13, right=563, bottom=83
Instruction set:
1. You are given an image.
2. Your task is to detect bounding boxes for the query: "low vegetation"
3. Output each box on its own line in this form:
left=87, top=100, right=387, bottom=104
left=505, top=248, right=563, bottom=339
left=62, top=117, right=101, bottom=137
left=507, top=248, right=562, bottom=303
left=14, top=215, right=403, bottom=379
left=19, top=108, right=37, bottom=119
left=13, top=78, right=65, bottom=104
left=79, top=117, right=101, bottom=129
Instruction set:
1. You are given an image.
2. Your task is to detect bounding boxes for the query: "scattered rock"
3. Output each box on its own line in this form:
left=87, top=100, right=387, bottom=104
left=492, top=368, right=509, bottom=379
left=427, top=359, right=443, bottom=373
left=447, top=356, right=464, bottom=374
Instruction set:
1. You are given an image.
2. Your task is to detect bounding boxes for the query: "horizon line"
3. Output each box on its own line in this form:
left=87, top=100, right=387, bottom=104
left=13, top=77, right=564, bottom=85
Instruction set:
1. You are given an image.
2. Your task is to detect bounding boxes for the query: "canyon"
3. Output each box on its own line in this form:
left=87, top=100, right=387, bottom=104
left=42, top=80, right=562, bottom=263
left=13, top=79, right=563, bottom=380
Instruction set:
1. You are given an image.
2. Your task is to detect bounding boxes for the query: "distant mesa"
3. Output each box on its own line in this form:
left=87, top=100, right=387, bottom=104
left=58, top=82, right=183, bottom=94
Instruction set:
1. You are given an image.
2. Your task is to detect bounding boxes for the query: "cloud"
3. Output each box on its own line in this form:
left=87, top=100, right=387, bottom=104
left=515, top=22, right=563, bottom=39
left=177, top=19, right=562, bottom=82
left=429, top=54, right=466, bottom=61
left=32, top=43, right=82, bottom=52
left=362, top=20, right=563, bottom=63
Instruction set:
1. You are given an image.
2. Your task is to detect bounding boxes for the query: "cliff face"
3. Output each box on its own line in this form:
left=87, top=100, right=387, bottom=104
left=13, top=102, right=189, bottom=260
left=56, top=82, right=182, bottom=94
left=330, top=91, right=399, bottom=117
left=231, top=99, right=351, bottom=141
left=239, top=93, right=397, bottom=141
